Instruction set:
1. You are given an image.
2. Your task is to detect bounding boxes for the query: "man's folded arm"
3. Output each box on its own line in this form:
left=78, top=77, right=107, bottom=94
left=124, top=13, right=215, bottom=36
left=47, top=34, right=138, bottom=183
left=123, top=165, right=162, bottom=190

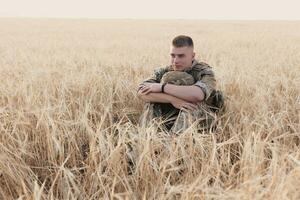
left=162, top=67, right=217, bottom=103
left=137, top=90, right=179, bottom=104
left=162, top=84, right=205, bottom=103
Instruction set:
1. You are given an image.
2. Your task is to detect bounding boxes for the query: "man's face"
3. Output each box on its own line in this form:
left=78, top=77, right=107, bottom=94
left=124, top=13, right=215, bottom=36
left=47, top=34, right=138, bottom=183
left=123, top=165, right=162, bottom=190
left=170, top=46, right=195, bottom=71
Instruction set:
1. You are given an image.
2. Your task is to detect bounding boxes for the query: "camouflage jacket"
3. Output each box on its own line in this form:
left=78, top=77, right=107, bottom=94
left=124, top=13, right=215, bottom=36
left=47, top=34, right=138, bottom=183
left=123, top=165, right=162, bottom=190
left=138, top=60, right=216, bottom=101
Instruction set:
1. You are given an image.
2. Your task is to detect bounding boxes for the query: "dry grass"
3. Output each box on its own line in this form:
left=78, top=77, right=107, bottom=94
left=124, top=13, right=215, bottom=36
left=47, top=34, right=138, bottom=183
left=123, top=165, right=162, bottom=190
left=0, top=18, right=299, bottom=199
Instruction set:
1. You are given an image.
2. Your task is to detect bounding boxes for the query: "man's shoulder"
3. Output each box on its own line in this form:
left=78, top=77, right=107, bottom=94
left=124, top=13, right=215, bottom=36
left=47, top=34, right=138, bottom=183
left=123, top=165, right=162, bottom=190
left=153, top=66, right=170, bottom=75
left=189, top=61, right=215, bottom=77
left=192, top=61, right=212, bottom=71
left=148, top=66, right=170, bottom=82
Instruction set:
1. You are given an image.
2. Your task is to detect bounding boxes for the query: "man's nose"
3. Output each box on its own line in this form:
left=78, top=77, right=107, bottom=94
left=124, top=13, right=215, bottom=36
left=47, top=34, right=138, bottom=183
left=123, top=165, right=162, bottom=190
left=173, top=56, right=179, bottom=63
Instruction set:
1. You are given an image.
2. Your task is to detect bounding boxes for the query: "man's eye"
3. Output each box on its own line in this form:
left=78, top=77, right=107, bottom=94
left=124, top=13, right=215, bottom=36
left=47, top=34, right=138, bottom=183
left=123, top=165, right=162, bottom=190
left=171, top=55, right=175, bottom=58
left=178, top=55, right=184, bottom=58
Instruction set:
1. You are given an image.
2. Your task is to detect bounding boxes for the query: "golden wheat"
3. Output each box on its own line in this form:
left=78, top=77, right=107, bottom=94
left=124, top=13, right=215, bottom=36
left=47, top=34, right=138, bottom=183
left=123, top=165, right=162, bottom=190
left=0, top=18, right=299, bottom=199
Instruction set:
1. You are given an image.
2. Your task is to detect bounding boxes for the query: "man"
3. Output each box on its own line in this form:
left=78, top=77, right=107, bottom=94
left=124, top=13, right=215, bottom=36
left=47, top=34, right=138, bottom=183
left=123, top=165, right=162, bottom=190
left=137, top=35, right=224, bottom=133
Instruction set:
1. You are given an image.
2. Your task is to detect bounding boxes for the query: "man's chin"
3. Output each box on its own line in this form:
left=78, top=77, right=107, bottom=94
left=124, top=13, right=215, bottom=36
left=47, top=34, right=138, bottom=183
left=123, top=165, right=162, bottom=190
left=173, top=66, right=184, bottom=71
left=174, top=67, right=184, bottom=71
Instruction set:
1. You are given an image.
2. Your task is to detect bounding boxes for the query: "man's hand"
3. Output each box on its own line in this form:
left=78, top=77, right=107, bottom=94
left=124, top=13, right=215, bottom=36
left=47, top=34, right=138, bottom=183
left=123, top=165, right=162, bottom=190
left=171, top=98, right=198, bottom=111
left=139, top=83, right=162, bottom=95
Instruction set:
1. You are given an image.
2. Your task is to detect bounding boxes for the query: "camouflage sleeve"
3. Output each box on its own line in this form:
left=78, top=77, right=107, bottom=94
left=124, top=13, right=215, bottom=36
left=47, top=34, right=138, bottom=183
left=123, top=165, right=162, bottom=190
left=193, top=67, right=216, bottom=101
left=137, top=68, right=166, bottom=92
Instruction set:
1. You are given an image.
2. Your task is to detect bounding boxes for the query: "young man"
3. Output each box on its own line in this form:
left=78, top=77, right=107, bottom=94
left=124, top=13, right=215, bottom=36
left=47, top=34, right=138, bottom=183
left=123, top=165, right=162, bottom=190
left=137, top=35, right=223, bottom=133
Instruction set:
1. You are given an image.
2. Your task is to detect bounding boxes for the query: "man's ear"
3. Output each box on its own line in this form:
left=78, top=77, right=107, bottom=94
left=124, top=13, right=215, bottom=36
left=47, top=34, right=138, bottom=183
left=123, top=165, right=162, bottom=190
left=192, top=52, right=195, bottom=59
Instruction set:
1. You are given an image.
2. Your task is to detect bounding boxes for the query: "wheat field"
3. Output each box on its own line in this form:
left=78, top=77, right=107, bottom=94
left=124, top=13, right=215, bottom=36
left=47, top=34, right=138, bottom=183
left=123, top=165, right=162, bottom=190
left=0, top=18, right=299, bottom=199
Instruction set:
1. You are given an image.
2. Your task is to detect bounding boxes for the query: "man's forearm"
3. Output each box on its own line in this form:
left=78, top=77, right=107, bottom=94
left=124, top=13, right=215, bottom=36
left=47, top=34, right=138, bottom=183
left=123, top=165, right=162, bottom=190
left=138, top=91, right=179, bottom=104
left=163, top=84, right=205, bottom=103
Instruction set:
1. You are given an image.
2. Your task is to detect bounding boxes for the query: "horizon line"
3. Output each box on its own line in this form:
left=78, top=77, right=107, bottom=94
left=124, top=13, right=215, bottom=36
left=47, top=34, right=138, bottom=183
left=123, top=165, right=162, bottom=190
left=1, top=16, right=300, bottom=21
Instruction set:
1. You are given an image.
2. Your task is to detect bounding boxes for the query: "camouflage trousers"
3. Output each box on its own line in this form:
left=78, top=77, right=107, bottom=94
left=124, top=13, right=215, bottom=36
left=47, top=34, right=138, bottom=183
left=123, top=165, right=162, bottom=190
left=139, top=102, right=217, bottom=134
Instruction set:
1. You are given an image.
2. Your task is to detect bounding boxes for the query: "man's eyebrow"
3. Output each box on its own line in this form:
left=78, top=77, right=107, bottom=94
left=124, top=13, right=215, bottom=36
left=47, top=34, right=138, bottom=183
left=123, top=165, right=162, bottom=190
left=170, top=53, right=185, bottom=56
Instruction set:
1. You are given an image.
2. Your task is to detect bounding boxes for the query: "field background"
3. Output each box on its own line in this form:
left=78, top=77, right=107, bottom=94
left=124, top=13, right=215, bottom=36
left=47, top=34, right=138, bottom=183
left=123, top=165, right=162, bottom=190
left=0, top=19, right=299, bottom=199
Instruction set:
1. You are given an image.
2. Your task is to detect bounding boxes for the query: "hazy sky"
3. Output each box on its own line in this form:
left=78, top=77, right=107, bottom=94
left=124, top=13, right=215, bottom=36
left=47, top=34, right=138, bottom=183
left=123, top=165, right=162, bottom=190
left=1, top=0, right=299, bottom=20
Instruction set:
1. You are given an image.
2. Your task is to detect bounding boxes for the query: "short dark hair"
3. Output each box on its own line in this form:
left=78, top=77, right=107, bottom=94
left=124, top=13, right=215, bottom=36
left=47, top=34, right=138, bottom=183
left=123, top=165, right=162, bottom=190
left=172, top=35, right=194, bottom=48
